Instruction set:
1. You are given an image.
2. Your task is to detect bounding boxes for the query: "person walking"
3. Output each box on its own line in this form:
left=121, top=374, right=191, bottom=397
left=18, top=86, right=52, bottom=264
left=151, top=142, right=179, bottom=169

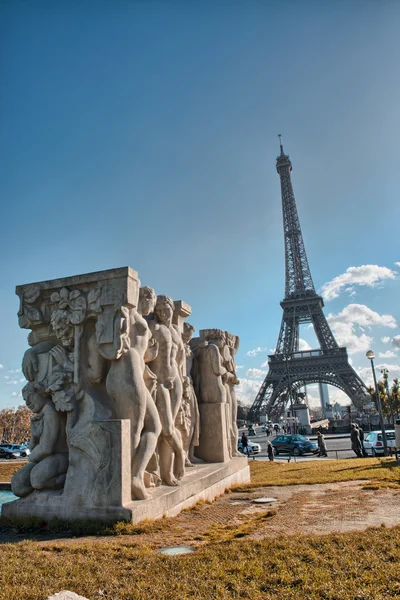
left=356, top=424, right=367, bottom=457
left=267, top=440, right=274, bottom=462
left=350, top=423, right=363, bottom=458
left=241, top=432, right=249, bottom=456
left=317, top=431, right=328, bottom=457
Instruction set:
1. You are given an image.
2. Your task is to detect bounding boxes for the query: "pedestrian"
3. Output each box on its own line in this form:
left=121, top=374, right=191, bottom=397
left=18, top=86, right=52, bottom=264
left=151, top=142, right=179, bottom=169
left=267, top=441, right=274, bottom=461
left=274, top=424, right=279, bottom=435
left=356, top=424, right=367, bottom=457
left=241, top=432, right=249, bottom=456
left=350, top=423, right=363, bottom=458
left=317, top=431, right=328, bottom=457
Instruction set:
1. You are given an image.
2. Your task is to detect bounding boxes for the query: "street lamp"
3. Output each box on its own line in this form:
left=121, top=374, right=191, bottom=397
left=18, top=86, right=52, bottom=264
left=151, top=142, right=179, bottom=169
left=366, top=350, right=388, bottom=456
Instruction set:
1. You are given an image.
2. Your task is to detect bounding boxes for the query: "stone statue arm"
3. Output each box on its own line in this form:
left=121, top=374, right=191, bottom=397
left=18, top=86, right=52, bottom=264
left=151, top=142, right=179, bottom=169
left=86, top=332, right=108, bottom=384
left=209, top=345, right=226, bottom=377
left=22, top=342, right=56, bottom=381
left=28, top=405, right=60, bottom=464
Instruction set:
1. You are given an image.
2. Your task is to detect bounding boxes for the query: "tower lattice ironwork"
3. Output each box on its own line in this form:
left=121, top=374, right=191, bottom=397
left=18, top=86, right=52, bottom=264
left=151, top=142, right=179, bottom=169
left=248, top=140, right=370, bottom=422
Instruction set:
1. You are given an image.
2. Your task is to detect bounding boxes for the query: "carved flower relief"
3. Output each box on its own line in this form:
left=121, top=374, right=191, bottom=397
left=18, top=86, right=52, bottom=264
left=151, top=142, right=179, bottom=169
left=18, top=284, right=44, bottom=329
left=50, top=288, right=87, bottom=325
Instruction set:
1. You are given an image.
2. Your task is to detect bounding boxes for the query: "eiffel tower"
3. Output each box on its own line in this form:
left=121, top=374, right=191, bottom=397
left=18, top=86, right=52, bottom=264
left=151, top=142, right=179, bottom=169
left=248, top=139, right=370, bottom=422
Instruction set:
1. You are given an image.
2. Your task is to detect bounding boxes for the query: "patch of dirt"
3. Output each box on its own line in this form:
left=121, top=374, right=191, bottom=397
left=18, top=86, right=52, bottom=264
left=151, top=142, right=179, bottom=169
left=4, top=480, right=400, bottom=548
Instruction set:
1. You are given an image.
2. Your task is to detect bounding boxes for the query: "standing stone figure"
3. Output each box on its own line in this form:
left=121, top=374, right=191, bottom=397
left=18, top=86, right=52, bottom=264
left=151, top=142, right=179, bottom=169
left=12, top=383, right=69, bottom=497
left=223, top=332, right=241, bottom=457
left=178, top=322, right=200, bottom=466
left=192, top=329, right=227, bottom=405
left=105, top=289, right=162, bottom=500
left=148, top=295, right=185, bottom=486
left=138, top=286, right=158, bottom=400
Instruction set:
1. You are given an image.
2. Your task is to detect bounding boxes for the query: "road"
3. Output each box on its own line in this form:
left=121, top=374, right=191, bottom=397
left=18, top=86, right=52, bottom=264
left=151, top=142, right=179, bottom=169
left=239, top=426, right=356, bottom=461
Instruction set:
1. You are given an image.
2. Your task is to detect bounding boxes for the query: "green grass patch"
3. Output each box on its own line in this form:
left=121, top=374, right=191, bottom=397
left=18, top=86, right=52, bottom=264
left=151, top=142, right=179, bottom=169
left=232, top=458, right=400, bottom=490
left=1, top=526, right=400, bottom=599
left=0, top=514, right=176, bottom=537
left=0, top=461, right=26, bottom=482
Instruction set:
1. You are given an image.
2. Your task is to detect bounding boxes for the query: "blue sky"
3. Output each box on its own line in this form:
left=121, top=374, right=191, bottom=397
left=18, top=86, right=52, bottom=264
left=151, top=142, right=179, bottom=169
left=1, top=0, right=400, bottom=409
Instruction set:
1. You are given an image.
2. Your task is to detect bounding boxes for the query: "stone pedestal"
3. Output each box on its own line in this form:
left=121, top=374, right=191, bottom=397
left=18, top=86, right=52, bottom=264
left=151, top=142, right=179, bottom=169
left=3, top=457, right=249, bottom=524
left=3, top=420, right=133, bottom=523
left=293, top=403, right=312, bottom=435
left=195, top=403, right=231, bottom=462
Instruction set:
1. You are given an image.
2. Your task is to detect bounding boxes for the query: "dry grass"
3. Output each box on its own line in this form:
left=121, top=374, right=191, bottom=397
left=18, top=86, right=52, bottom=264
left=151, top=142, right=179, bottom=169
left=0, top=461, right=26, bottom=482
left=231, top=457, right=400, bottom=491
left=1, top=526, right=400, bottom=599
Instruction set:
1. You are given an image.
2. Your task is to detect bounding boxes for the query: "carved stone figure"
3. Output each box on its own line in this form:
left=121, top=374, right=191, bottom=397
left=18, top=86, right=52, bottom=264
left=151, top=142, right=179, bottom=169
left=148, top=295, right=185, bottom=486
left=105, top=291, right=162, bottom=499
left=179, top=322, right=200, bottom=465
left=223, top=332, right=241, bottom=457
left=12, top=383, right=69, bottom=497
left=192, top=329, right=227, bottom=405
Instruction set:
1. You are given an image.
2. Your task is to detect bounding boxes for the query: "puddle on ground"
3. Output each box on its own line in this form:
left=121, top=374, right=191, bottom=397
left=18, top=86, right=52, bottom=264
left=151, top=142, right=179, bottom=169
left=158, top=545, right=195, bottom=556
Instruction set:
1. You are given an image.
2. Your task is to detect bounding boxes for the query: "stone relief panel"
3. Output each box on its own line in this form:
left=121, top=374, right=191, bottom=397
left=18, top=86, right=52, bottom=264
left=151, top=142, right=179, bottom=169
left=10, top=267, right=241, bottom=518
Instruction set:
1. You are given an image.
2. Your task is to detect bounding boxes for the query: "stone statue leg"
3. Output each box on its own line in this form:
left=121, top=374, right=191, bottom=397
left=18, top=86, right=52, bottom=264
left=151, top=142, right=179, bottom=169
left=188, top=391, right=202, bottom=464
left=170, top=377, right=185, bottom=480
left=106, top=351, right=157, bottom=500
left=11, top=462, right=35, bottom=497
left=30, top=453, right=69, bottom=491
left=156, top=382, right=185, bottom=486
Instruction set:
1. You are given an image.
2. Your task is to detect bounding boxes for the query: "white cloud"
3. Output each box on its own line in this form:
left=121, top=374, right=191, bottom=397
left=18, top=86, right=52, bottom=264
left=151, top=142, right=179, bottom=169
left=381, top=336, right=391, bottom=344
left=19, top=378, right=27, bottom=383
left=328, top=304, right=397, bottom=329
left=392, top=336, right=400, bottom=349
left=11, top=391, right=22, bottom=398
left=379, top=351, right=398, bottom=359
left=260, top=360, right=269, bottom=368
left=395, top=262, right=400, bottom=268
left=6, top=380, right=19, bottom=385
left=246, top=347, right=266, bottom=357
left=298, top=338, right=312, bottom=351
left=236, top=365, right=243, bottom=370
left=236, top=378, right=263, bottom=405
left=321, top=265, right=396, bottom=301
left=0, top=364, right=3, bottom=369
left=356, top=366, right=375, bottom=386
left=327, top=304, right=396, bottom=355
left=246, top=368, right=267, bottom=378
left=4, top=375, right=10, bottom=379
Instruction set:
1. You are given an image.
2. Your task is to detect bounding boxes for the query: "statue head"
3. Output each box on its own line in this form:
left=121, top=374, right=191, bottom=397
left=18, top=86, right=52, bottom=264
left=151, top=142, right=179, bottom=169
left=201, top=328, right=226, bottom=349
left=50, top=310, right=74, bottom=348
left=139, top=286, right=157, bottom=317
left=155, top=295, right=174, bottom=326
left=22, top=382, right=47, bottom=413
left=182, top=322, right=195, bottom=344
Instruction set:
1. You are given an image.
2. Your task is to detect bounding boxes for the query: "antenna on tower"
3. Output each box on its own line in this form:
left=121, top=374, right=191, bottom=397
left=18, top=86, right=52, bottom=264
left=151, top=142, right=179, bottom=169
left=278, top=134, right=283, bottom=154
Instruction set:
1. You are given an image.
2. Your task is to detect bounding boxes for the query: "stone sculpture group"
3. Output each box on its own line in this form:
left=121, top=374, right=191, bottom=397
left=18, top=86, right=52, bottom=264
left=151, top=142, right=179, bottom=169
left=5, top=267, right=247, bottom=522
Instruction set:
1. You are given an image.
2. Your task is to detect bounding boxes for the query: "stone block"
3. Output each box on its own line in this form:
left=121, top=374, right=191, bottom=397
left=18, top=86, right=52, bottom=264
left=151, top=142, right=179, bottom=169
left=195, top=403, right=231, bottom=462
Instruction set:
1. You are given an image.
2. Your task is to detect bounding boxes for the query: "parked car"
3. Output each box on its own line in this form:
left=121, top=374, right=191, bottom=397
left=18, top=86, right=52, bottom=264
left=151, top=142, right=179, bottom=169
left=238, top=440, right=261, bottom=455
left=4, top=444, right=30, bottom=457
left=0, top=446, right=21, bottom=460
left=363, top=430, right=396, bottom=456
left=271, top=434, right=318, bottom=456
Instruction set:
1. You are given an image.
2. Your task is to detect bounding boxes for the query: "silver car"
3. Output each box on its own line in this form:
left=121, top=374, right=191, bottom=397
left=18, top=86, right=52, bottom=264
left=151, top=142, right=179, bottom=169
left=238, top=440, right=261, bottom=455
left=363, top=430, right=396, bottom=456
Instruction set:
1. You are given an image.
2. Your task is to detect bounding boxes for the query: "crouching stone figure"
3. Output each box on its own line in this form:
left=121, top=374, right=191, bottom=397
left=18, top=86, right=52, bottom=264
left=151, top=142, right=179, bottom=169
left=11, top=383, right=69, bottom=498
